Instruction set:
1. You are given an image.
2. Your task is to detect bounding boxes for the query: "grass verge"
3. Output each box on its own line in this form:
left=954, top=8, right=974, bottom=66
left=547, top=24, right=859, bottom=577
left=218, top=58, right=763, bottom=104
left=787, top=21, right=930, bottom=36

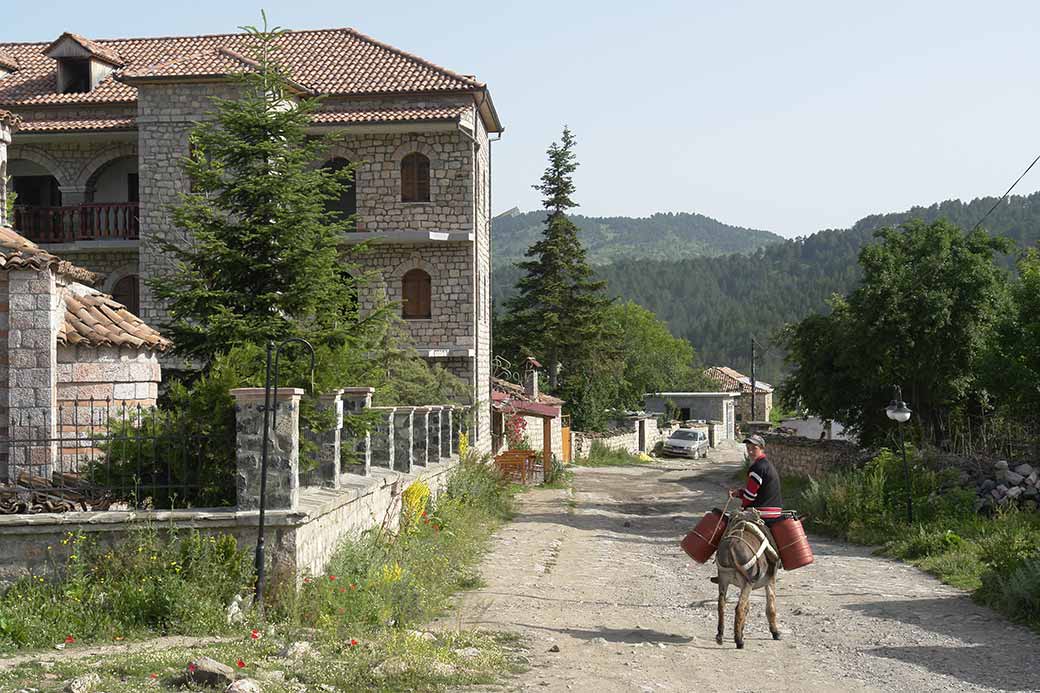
left=0, top=456, right=525, bottom=691
left=783, top=449, right=1040, bottom=632
left=575, top=441, right=652, bottom=467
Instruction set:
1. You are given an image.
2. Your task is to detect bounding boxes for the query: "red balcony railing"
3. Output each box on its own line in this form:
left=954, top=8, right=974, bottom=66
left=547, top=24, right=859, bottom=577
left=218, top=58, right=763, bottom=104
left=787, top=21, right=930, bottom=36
left=13, top=203, right=140, bottom=244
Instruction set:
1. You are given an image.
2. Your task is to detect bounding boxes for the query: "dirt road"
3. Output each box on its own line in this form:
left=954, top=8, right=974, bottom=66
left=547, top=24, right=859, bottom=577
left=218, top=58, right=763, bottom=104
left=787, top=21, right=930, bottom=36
left=447, top=446, right=1040, bottom=693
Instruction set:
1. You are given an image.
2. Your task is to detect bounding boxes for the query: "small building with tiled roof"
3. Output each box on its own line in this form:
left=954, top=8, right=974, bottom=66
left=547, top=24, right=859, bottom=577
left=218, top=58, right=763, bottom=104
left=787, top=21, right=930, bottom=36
left=0, top=25, right=502, bottom=454
left=0, top=222, right=167, bottom=482
left=705, top=366, right=773, bottom=423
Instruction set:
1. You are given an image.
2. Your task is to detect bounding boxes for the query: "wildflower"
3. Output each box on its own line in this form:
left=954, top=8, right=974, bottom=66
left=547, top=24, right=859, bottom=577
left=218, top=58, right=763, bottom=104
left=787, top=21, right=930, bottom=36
left=236, top=659, right=246, bottom=668
left=150, top=673, right=158, bottom=679
left=64, top=635, right=75, bottom=644
left=303, top=577, right=312, bottom=584
left=250, top=629, right=261, bottom=640
left=329, top=575, right=336, bottom=581
left=350, top=583, right=357, bottom=591
left=350, top=638, right=359, bottom=647
left=188, top=663, right=197, bottom=674
left=339, top=587, right=346, bottom=593
left=337, top=607, right=345, bottom=614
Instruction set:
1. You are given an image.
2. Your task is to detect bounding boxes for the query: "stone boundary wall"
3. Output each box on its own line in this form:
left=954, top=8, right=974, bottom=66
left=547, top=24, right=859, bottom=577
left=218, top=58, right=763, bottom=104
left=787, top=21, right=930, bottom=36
left=572, top=417, right=675, bottom=460
left=760, top=432, right=873, bottom=478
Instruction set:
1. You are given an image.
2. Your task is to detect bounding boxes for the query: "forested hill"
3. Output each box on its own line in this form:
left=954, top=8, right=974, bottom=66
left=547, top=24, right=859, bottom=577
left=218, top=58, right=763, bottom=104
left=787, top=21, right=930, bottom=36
left=491, top=210, right=782, bottom=267
left=493, top=191, right=1040, bottom=384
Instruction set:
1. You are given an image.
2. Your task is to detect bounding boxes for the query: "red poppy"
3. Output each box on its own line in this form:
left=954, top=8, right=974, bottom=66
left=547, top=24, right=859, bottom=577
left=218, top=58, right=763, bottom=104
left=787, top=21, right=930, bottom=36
left=236, top=658, right=246, bottom=668
left=303, top=577, right=312, bottom=584
left=329, top=575, right=336, bottom=581
left=251, top=629, right=261, bottom=640
left=150, top=673, right=158, bottom=679
left=339, top=587, right=346, bottom=593
left=422, top=511, right=427, bottom=517
left=349, top=583, right=357, bottom=590
left=350, top=638, right=359, bottom=647
left=188, top=663, right=197, bottom=674
left=64, top=635, right=75, bottom=644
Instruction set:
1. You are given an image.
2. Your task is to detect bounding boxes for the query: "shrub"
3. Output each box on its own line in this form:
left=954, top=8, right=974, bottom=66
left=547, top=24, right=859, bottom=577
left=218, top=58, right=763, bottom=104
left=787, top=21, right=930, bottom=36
left=579, top=442, right=646, bottom=467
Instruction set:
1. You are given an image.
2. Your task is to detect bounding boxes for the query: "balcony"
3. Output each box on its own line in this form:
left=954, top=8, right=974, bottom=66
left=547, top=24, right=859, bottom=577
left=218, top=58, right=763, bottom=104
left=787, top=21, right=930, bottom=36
left=13, top=203, right=140, bottom=245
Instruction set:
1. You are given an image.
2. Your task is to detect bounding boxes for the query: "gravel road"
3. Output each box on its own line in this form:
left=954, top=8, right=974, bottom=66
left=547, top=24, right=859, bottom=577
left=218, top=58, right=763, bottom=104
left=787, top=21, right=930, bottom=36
left=446, top=446, right=1040, bottom=693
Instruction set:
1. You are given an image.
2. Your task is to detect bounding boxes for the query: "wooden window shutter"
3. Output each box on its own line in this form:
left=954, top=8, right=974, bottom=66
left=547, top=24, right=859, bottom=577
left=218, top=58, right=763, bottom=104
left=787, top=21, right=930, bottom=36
left=402, top=269, right=432, bottom=319
left=416, top=155, right=430, bottom=202
left=401, top=155, right=417, bottom=202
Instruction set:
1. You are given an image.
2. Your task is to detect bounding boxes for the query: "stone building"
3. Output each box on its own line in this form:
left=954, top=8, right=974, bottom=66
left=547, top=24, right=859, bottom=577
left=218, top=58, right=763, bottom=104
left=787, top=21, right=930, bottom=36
left=706, top=365, right=773, bottom=423
left=0, top=28, right=502, bottom=451
left=643, top=391, right=740, bottom=444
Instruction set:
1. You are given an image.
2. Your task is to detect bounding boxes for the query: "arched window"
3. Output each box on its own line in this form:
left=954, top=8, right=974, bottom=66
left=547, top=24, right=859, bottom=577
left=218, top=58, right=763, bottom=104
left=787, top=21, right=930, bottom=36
left=321, top=157, right=357, bottom=218
left=400, top=153, right=430, bottom=203
left=401, top=269, right=432, bottom=320
left=111, top=275, right=140, bottom=316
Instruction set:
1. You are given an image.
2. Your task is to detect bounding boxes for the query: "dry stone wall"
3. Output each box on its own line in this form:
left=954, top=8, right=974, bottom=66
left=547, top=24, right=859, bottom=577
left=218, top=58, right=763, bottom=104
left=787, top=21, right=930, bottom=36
left=760, top=433, right=872, bottom=478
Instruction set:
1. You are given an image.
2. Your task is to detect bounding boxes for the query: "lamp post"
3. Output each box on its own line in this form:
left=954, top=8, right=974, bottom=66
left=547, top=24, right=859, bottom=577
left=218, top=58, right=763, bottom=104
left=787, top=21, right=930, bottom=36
left=885, top=386, right=913, bottom=524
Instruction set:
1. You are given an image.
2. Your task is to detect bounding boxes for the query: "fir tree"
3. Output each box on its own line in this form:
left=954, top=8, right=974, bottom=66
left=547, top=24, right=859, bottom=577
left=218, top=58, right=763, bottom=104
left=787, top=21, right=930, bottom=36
left=149, top=17, right=370, bottom=366
left=498, top=127, right=619, bottom=428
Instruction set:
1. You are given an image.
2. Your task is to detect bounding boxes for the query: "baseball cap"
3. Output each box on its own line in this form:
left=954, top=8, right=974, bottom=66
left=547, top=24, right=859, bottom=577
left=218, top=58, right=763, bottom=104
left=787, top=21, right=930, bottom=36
left=742, top=434, right=766, bottom=448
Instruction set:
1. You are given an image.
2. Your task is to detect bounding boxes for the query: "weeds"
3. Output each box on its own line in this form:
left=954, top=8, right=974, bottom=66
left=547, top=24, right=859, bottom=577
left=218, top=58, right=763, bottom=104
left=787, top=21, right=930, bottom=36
left=577, top=442, right=649, bottom=467
left=786, top=449, right=1040, bottom=631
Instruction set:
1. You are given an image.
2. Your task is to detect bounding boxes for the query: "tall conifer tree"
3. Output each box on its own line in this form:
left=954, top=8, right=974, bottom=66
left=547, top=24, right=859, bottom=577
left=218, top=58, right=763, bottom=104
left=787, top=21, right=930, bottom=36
left=498, top=127, right=619, bottom=428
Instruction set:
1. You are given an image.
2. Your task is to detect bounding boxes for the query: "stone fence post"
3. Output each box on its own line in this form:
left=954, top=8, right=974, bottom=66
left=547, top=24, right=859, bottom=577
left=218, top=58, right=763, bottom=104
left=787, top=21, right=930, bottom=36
left=369, top=407, right=395, bottom=471
left=428, top=407, right=442, bottom=462
left=311, top=390, right=343, bottom=489
left=442, top=408, right=454, bottom=458
left=342, top=387, right=374, bottom=476
left=412, top=407, right=430, bottom=467
left=393, top=408, right=414, bottom=473
left=232, top=387, right=303, bottom=511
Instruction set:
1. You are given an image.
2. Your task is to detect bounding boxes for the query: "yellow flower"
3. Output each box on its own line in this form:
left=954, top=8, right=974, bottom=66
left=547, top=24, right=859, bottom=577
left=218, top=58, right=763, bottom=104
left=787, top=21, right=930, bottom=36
left=381, top=562, right=403, bottom=583
left=458, top=432, right=469, bottom=459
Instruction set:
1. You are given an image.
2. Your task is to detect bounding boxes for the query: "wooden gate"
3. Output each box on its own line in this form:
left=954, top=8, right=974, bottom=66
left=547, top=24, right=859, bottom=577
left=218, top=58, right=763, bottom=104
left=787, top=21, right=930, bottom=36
left=561, top=415, right=572, bottom=463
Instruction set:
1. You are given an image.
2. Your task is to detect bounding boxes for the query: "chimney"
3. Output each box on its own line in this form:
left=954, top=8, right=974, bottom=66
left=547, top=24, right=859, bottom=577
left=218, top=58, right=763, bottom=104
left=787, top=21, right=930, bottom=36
left=523, top=356, right=541, bottom=399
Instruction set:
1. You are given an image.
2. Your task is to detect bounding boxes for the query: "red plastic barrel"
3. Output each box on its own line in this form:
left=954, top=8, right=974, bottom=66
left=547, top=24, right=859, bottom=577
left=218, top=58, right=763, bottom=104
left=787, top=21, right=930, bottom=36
left=681, top=509, right=728, bottom=563
left=771, top=515, right=814, bottom=570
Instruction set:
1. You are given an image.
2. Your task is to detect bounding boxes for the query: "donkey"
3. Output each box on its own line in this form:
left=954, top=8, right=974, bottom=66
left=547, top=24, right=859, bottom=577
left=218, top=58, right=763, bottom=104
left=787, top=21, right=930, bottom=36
left=714, top=509, right=781, bottom=648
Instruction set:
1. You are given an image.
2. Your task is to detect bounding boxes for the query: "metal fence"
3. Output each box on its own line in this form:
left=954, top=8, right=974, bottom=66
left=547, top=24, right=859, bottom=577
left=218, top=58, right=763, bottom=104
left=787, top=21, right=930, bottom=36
left=0, top=399, right=233, bottom=514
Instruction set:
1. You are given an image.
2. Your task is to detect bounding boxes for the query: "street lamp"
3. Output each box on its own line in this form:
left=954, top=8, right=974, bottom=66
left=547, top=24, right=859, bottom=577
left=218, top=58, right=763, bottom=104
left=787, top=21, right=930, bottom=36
left=885, top=386, right=913, bottom=523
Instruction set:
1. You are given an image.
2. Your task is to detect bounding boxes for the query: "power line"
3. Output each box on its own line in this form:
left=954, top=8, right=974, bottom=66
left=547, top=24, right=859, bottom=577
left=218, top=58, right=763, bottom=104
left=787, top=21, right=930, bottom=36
left=972, top=151, right=1040, bottom=232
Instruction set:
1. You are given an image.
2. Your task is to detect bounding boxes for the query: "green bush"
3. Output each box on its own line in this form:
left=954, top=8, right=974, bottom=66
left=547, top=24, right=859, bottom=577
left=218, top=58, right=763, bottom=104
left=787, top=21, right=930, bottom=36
left=274, top=456, right=515, bottom=638
left=579, top=442, right=646, bottom=467
left=0, top=529, right=252, bottom=651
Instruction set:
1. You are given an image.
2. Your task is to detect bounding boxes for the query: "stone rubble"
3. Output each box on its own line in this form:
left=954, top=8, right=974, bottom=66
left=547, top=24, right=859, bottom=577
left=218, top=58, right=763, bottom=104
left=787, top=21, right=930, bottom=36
left=976, top=459, right=1040, bottom=512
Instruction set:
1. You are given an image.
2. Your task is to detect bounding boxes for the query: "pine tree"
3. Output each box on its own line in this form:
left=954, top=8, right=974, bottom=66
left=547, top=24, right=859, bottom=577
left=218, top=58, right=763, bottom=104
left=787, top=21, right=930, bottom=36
left=149, top=17, right=370, bottom=366
left=498, top=127, right=619, bottom=428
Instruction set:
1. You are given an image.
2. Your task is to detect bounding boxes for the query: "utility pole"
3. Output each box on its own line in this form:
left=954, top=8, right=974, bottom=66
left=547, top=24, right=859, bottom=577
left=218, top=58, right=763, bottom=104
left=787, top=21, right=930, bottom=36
left=750, top=337, right=757, bottom=422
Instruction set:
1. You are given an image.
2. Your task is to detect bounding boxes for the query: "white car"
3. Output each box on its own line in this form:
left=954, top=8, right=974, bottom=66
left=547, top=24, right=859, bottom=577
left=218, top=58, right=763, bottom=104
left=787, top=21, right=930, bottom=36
left=662, top=429, right=709, bottom=459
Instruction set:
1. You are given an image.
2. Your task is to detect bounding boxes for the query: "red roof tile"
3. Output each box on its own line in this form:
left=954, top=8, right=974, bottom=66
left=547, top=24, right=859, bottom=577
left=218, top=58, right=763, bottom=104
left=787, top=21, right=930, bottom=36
left=44, top=32, right=124, bottom=67
left=0, top=50, right=17, bottom=72
left=59, top=288, right=170, bottom=352
left=16, top=115, right=134, bottom=134
left=312, top=104, right=469, bottom=126
left=0, top=28, right=484, bottom=107
left=0, top=226, right=96, bottom=283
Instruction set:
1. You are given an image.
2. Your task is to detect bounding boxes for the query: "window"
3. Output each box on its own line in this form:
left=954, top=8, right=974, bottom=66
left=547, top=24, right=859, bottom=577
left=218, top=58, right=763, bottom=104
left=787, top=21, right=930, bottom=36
left=111, top=275, right=140, bottom=316
left=127, top=173, right=139, bottom=203
left=401, top=268, right=431, bottom=320
left=60, top=58, right=91, bottom=94
left=400, top=153, right=430, bottom=203
left=321, top=157, right=357, bottom=218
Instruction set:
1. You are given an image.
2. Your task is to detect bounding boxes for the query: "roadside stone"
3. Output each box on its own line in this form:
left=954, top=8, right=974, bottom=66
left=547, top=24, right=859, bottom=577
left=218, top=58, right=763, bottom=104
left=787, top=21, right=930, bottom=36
left=187, top=656, right=235, bottom=688
left=279, top=641, right=315, bottom=659
left=430, top=661, right=457, bottom=676
left=1006, top=486, right=1024, bottom=500
left=980, top=479, right=996, bottom=493
left=1006, top=472, right=1025, bottom=486
left=63, top=674, right=100, bottom=693
left=406, top=629, right=437, bottom=642
left=1028, top=472, right=1038, bottom=486
left=226, top=680, right=263, bottom=693
left=1013, top=463, right=1034, bottom=477
left=454, top=647, right=481, bottom=659
left=995, top=460, right=1010, bottom=471
left=1024, top=487, right=1038, bottom=499
left=373, top=657, right=410, bottom=677
left=548, top=644, right=560, bottom=652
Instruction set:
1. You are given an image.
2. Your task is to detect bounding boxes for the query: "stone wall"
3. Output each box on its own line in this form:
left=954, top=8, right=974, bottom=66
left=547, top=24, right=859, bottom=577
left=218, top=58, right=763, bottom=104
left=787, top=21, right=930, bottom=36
left=572, top=417, right=673, bottom=459
left=56, top=345, right=161, bottom=408
left=760, top=432, right=874, bottom=478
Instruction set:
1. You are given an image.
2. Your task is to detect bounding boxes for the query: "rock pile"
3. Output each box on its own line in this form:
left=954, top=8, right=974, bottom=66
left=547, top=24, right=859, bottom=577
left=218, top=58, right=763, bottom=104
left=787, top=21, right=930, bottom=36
left=977, top=461, right=1039, bottom=511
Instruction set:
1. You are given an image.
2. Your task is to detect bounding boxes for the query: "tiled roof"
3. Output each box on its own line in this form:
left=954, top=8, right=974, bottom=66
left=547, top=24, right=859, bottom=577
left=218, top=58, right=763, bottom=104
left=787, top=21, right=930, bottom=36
left=44, top=32, right=123, bottom=67
left=0, top=226, right=96, bottom=283
left=0, top=28, right=484, bottom=107
left=118, top=46, right=259, bottom=81
left=0, top=50, right=17, bottom=72
left=491, top=377, right=565, bottom=406
left=706, top=366, right=773, bottom=393
left=60, top=287, right=170, bottom=352
left=311, top=104, right=469, bottom=126
left=16, top=115, right=134, bottom=134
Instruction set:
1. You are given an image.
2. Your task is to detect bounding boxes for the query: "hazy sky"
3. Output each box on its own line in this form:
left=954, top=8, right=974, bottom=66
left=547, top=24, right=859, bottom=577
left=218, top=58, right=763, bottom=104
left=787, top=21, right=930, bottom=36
left=4, top=1, right=1038, bottom=237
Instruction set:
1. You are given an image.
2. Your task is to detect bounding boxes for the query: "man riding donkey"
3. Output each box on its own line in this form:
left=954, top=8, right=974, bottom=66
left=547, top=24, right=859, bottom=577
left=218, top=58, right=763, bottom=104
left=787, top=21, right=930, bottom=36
left=712, top=434, right=784, bottom=647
